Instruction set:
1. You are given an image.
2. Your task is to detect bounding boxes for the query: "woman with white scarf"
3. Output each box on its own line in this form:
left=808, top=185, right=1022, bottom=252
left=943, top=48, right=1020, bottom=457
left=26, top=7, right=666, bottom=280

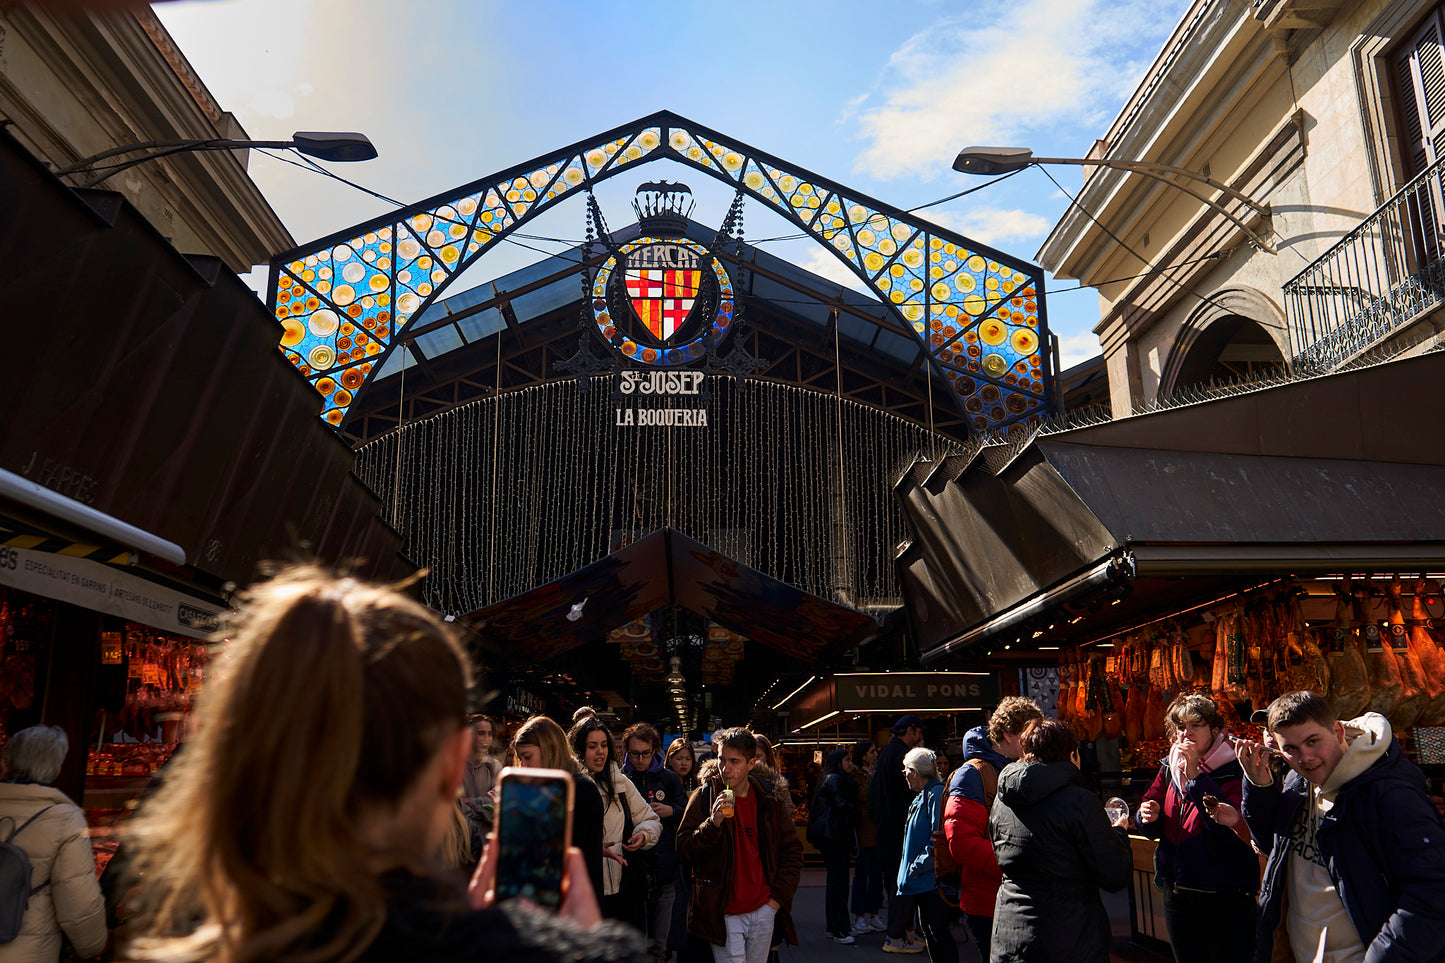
left=1134, top=693, right=1259, bottom=963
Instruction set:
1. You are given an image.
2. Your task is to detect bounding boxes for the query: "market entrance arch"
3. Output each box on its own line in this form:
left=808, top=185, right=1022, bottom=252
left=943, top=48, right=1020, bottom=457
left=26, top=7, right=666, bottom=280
left=268, top=111, right=1054, bottom=437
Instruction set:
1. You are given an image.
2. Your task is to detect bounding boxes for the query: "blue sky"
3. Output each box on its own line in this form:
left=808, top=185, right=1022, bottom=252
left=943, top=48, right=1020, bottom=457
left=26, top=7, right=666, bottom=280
left=156, top=0, right=1195, bottom=368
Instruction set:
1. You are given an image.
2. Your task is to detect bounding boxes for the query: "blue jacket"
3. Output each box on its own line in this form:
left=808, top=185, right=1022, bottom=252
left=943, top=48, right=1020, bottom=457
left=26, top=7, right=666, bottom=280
left=897, top=779, right=943, bottom=896
left=1243, top=732, right=1445, bottom=963
left=947, top=726, right=1009, bottom=804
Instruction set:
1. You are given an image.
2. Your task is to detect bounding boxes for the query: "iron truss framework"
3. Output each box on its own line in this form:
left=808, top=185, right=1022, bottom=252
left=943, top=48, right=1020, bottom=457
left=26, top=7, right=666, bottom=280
left=342, top=238, right=973, bottom=447
left=269, top=111, right=1053, bottom=435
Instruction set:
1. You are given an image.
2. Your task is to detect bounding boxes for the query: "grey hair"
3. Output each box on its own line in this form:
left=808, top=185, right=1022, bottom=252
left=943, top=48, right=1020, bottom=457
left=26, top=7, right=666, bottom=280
left=902, top=746, right=937, bottom=778
left=3, top=725, right=69, bottom=784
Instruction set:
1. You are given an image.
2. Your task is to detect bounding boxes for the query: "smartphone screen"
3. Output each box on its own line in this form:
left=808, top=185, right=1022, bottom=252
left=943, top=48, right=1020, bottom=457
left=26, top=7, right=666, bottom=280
left=494, top=768, right=573, bottom=909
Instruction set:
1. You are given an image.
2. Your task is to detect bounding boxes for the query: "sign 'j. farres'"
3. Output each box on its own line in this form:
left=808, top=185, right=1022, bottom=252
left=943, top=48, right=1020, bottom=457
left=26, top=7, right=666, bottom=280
left=594, top=181, right=731, bottom=426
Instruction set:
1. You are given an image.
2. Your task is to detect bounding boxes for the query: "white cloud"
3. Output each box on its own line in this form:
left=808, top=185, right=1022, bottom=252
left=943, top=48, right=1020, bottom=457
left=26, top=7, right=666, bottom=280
left=796, top=249, right=874, bottom=294
left=917, top=207, right=1050, bottom=247
left=1057, top=332, right=1102, bottom=370
left=246, top=88, right=296, bottom=120
left=851, top=0, right=1178, bottom=181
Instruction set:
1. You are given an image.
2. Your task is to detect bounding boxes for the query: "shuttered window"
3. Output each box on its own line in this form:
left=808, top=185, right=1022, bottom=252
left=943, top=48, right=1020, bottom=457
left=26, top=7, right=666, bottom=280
left=1396, top=8, right=1445, bottom=178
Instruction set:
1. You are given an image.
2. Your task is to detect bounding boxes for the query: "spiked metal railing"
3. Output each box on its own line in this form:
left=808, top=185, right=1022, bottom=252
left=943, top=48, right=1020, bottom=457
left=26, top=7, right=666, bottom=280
left=1284, top=155, right=1445, bottom=372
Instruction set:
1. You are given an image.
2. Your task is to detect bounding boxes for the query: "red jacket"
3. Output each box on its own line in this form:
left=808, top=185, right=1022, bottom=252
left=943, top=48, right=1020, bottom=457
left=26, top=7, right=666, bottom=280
left=942, top=740, right=1005, bottom=918
left=943, top=792, right=1000, bottom=915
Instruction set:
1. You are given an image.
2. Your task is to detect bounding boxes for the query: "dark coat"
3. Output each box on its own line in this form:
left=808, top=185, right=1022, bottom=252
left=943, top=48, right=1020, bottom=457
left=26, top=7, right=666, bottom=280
left=355, top=870, right=647, bottom=963
left=870, top=737, right=915, bottom=855
left=625, top=759, right=687, bottom=883
left=1136, top=757, right=1259, bottom=894
left=572, top=771, right=607, bottom=902
left=1242, top=735, right=1445, bottom=963
left=810, top=771, right=859, bottom=849
left=988, top=760, right=1131, bottom=963
left=675, top=768, right=803, bottom=947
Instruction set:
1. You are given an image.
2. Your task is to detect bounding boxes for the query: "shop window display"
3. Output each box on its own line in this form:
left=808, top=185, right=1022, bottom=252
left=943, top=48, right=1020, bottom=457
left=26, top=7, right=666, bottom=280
left=84, top=625, right=208, bottom=874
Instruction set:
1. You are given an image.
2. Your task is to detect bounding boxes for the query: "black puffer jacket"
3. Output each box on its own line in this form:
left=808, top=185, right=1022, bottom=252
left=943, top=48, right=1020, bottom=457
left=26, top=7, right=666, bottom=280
left=357, top=870, right=647, bottom=963
left=988, top=760, right=1131, bottom=963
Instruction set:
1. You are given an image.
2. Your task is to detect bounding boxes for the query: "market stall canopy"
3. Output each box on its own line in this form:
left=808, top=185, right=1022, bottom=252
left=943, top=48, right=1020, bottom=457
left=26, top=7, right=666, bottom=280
left=901, top=350, right=1445, bottom=663
left=465, top=526, right=881, bottom=664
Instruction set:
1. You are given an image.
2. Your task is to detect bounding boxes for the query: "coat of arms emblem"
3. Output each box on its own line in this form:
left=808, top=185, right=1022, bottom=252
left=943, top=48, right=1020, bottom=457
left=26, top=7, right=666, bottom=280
left=590, top=182, right=734, bottom=367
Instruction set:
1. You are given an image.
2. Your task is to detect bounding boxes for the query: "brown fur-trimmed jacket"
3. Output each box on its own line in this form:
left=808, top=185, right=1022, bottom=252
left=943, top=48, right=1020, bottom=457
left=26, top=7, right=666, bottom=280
left=675, top=762, right=802, bottom=947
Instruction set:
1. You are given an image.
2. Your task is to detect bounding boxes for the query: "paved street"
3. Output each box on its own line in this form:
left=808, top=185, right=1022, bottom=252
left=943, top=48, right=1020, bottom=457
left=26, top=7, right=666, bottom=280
left=779, top=869, right=1160, bottom=963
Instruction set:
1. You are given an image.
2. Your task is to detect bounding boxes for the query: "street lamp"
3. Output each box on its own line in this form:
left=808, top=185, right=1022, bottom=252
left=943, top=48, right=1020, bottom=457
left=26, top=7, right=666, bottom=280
left=953, top=146, right=1276, bottom=255
left=55, top=131, right=378, bottom=189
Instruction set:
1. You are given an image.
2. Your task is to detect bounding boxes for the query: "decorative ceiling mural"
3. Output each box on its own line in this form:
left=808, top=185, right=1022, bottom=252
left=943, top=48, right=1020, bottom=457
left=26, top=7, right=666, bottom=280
left=269, top=110, right=1052, bottom=435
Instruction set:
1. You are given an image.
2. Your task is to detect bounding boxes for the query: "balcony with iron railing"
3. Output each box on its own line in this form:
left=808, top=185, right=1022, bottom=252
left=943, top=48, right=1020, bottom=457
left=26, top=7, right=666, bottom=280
left=1284, top=153, right=1445, bottom=372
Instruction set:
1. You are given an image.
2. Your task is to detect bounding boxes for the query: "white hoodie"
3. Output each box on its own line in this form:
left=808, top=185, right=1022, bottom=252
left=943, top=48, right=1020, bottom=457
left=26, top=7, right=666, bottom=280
left=1284, top=713, right=1391, bottom=963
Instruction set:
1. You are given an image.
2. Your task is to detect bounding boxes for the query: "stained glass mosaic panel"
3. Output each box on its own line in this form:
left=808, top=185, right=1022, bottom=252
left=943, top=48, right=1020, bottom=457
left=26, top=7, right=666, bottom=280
left=269, top=111, right=1051, bottom=435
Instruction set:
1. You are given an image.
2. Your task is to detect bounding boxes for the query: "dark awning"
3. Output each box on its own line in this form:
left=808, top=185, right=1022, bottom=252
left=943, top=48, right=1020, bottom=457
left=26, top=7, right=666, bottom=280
left=0, top=126, right=407, bottom=587
left=900, top=350, right=1445, bottom=664
left=465, top=527, right=881, bottom=664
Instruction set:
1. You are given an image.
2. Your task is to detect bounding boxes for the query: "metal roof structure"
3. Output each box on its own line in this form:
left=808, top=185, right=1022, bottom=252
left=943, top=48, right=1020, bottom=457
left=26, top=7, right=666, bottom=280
left=268, top=111, right=1054, bottom=436
left=342, top=219, right=979, bottom=445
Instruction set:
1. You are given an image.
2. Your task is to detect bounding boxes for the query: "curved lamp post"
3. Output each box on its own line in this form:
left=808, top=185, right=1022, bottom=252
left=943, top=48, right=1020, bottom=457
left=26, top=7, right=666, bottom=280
left=953, top=146, right=1276, bottom=255
left=56, top=131, right=378, bottom=189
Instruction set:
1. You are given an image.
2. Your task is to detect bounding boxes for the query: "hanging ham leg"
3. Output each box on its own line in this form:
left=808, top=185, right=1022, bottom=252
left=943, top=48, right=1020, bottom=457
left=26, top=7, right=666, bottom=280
left=1356, top=582, right=1406, bottom=718
left=1281, top=587, right=1329, bottom=695
left=1243, top=605, right=1268, bottom=710
left=1382, top=576, right=1427, bottom=729
left=1144, top=684, right=1166, bottom=741
left=1211, top=613, right=1230, bottom=702
left=1124, top=679, right=1145, bottom=745
left=1326, top=580, right=1371, bottom=718
left=1409, top=578, right=1445, bottom=725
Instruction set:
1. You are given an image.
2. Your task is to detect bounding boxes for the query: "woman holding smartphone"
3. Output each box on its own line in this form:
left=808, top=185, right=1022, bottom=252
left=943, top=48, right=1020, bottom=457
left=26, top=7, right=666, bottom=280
left=571, top=717, right=662, bottom=930
left=513, top=715, right=608, bottom=903
left=120, top=566, right=642, bottom=963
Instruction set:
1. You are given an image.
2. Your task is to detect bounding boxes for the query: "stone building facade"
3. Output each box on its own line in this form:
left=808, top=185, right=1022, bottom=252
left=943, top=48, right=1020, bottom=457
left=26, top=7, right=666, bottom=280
left=0, top=4, right=290, bottom=272
left=1040, top=0, right=1445, bottom=415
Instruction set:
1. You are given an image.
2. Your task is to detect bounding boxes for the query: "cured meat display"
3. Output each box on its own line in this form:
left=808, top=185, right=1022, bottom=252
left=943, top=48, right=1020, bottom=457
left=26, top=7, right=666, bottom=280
left=1046, top=576, right=1445, bottom=785
left=1383, top=577, right=1428, bottom=730
left=1326, top=581, right=1372, bottom=719
left=1408, top=578, right=1445, bottom=726
left=1354, top=582, right=1407, bottom=718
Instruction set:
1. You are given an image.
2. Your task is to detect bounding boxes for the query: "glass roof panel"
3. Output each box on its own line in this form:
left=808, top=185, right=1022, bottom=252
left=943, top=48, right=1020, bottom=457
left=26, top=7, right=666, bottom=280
left=413, top=325, right=464, bottom=358
left=456, top=307, right=505, bottom=342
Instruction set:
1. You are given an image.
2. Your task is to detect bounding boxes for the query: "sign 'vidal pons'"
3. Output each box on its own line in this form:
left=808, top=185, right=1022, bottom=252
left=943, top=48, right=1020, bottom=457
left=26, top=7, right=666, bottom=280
left=592, top=181, right=733, bottom=427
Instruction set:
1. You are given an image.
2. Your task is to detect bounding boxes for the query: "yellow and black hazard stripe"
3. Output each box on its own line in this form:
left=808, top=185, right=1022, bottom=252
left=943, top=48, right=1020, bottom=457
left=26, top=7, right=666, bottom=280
left=0, top=517, right=133, bottom=565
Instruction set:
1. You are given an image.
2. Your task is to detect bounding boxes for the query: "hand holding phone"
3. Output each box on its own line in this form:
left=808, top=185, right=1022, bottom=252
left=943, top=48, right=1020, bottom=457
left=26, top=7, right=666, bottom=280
left=489, top=767, right=574, bottom=909
left=470, top=835, right=602, bottom=930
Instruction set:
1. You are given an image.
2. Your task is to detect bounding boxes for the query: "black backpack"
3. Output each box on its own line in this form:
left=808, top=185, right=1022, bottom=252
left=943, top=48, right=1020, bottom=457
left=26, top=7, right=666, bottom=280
left=0, top=806, right=54, bottom=943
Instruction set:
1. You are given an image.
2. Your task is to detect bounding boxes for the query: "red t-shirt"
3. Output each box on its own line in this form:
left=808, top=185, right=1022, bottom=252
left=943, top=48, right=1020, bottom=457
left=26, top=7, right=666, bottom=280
left=726, top=786, right=772, bottom=914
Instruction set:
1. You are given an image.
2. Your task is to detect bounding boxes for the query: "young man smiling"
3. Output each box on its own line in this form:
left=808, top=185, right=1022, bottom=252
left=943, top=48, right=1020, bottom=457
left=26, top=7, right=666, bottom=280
left=677, top=728, right=803, bottom=963
left=1236, top=690, right=1445, bottom=963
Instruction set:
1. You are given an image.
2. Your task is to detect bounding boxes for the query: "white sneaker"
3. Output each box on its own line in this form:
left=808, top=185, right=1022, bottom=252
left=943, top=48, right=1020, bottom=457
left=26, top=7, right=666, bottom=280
left=866, top=916, right=887, bottom=933
left=832, top=934, right=857, bottom=945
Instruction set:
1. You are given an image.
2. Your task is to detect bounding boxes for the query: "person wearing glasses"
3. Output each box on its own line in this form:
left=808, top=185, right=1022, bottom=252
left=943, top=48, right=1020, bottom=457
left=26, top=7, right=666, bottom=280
left=624, top=723, right=688, bottom=963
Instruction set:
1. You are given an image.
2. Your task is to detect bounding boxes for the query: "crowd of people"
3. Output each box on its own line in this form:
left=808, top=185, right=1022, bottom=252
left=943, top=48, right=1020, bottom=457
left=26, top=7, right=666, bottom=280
left=1, top=568, right=1444, bottom=963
